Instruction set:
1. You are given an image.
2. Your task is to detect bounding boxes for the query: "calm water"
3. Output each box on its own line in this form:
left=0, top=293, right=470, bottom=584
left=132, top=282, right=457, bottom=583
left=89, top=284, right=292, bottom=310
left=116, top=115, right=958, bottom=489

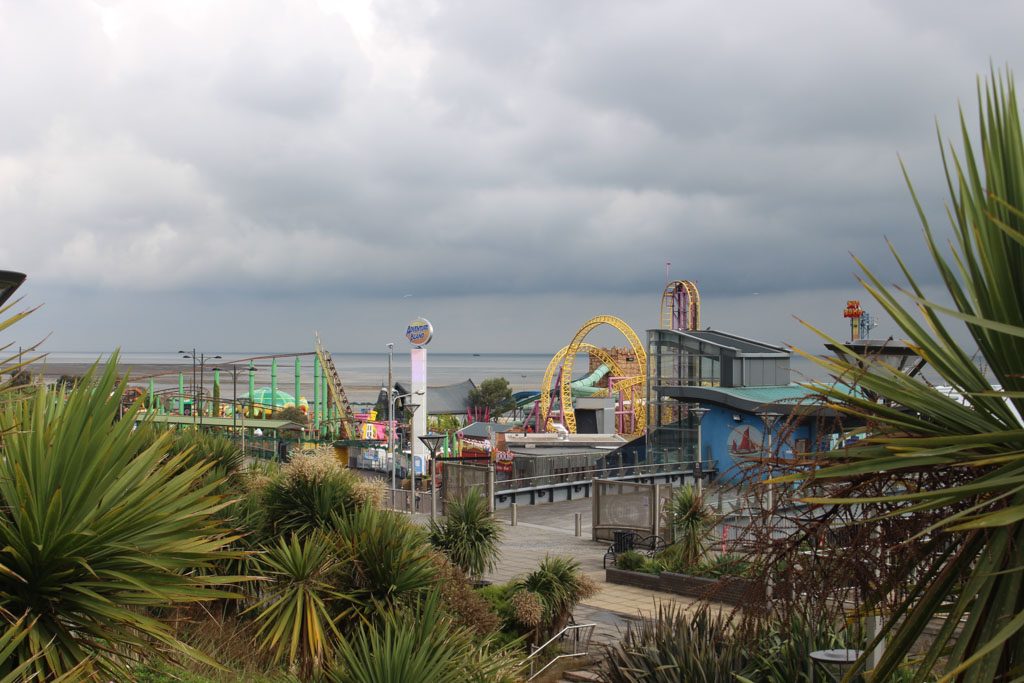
left=36, top=350, right=831, bottom=406
left=36, top=351, right=560, bottom=405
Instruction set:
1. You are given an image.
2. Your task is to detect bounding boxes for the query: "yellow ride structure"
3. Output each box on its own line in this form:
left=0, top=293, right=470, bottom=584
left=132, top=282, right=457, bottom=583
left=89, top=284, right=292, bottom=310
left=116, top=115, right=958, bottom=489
left=538, top=315, right=647, bottom=437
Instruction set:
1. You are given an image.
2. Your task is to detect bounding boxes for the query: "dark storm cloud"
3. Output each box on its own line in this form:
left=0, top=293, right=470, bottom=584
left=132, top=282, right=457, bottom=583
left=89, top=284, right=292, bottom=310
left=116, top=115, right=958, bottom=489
left=3, top=0, right=1022, bottom=352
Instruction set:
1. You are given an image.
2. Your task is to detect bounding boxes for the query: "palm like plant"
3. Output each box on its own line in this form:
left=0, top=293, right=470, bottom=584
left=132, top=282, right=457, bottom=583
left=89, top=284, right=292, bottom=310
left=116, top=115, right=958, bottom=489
left=793, top=71, right=1024, bottom=681
left=663, top=484, right=717, bottom=571
left=428, top=488, right=503, bottom=581
left=0, top=359, right=239, bottom=680
left=250, top=532, right=347, bottom=677
left=328, top=591, right=522, bottom=683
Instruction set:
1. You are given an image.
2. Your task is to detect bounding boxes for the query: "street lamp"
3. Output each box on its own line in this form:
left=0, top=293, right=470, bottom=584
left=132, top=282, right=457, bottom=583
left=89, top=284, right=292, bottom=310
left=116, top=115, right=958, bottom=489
left=757, top=408, right=784, bottom=511
left=418, top=432, right=446, bottom=520
left=690, top=405, right=710, bottom=495
left=389, top=390, right=423, bottom=507
left=178, top=350, right=221, bottom=428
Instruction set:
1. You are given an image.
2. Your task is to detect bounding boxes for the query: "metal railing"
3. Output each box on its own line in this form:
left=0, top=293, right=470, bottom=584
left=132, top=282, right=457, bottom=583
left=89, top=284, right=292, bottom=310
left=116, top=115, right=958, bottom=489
left=523, top=623, right=596, bottom=681
left=382, top=488, right=439, bottom=515
left=495, top=461, right=708, bottom=495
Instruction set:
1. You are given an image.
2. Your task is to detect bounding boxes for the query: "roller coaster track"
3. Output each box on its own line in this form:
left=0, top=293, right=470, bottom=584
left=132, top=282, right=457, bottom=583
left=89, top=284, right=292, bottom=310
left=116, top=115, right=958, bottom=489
left=314, top=332, right=357, bottom=440
left=538, top=315, right=647, bottom=437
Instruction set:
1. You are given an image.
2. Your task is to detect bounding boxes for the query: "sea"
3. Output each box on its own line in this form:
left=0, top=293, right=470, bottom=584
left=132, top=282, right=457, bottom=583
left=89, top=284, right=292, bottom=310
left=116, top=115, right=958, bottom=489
left=33, top=351, right=562, bottom=407
left=32, top=350, right=829, bottom=408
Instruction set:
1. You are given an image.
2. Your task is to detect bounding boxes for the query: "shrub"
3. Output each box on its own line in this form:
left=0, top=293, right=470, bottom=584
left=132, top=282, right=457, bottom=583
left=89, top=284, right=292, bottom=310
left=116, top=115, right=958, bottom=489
left=428, top=488, right=503, bottom=581
left=249, top=532, right=345, bottom=678
left=327, top=591, right=523, bottom=683
left=515, top=556, right=597, bottom=640
left=428, top=552, right=501, bottom=635
left=332, top=505, right=438, bottom=615
left=663, top=484, right=717, bottom=570
left=603, top=604, right=750, bottom=683
left=692, top=553, right=752, bottom=579
left=260, top=452, right=359, bottom=536
left=0, top=360, right=239, bottom=680
left=615, top=550, right=647, bottom=571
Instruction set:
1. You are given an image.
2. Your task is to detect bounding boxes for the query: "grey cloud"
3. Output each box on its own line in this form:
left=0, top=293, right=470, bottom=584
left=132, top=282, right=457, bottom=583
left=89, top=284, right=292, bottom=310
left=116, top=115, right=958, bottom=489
left=1, top=0, right=1021, bottom=353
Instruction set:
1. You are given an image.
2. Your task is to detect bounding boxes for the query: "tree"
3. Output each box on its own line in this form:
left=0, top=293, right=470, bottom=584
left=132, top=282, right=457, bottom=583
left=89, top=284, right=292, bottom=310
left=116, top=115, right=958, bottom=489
left=273, top=405, right=309, bottom=426
left=468, top=377, right=514, bottom=417
left=0, top=359, right=238, bottom=680
left=786, top=70, right=1024, bottom=681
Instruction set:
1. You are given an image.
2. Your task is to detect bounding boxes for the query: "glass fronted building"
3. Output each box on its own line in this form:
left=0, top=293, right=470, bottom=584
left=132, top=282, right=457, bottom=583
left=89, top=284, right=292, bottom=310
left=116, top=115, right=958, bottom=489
left=646, top=328, right=792, bottom=472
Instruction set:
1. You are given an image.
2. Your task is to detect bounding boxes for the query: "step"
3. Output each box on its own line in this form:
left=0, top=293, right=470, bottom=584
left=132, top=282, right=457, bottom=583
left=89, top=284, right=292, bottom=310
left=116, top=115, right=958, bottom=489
left=563, top=671, right=602, bottom=683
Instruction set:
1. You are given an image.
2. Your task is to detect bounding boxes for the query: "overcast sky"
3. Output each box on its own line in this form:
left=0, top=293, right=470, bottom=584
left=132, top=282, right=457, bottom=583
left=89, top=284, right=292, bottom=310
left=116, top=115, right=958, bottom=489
left=4, top=0, right=1023, bottom=356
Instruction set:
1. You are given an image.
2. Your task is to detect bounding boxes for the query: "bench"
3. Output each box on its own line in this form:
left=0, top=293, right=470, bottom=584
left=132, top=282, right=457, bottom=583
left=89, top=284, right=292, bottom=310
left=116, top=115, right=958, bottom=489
left=603, top=530, right=668, bottom=569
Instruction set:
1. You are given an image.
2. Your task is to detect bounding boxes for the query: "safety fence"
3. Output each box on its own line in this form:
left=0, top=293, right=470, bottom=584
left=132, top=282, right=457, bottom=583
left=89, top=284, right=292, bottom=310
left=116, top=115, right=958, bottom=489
left=591, top=478, right=675, bottom=542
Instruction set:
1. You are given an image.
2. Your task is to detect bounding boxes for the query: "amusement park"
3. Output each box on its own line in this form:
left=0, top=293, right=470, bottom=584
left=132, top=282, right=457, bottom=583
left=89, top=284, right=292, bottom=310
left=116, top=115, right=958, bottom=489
left=91, top=275, right=891, bottom=524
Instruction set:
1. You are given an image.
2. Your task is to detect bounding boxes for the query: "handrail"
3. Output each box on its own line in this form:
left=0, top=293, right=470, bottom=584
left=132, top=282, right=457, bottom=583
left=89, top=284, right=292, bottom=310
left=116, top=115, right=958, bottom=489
left=495, top=461, right=714, bottom=493
left=522, top=623, right=595, bottom=681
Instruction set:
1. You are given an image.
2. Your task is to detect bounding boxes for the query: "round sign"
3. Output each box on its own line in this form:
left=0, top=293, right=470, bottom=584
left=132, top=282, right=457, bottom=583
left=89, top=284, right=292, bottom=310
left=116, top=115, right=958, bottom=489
left=406, top=318, right=433, bottom=346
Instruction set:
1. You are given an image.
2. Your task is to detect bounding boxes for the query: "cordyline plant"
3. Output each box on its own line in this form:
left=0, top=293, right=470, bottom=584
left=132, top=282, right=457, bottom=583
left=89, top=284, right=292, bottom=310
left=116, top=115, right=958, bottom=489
left=0, top=358, right=242, bottom=680
left=775, top=69, right=1024, bottom=682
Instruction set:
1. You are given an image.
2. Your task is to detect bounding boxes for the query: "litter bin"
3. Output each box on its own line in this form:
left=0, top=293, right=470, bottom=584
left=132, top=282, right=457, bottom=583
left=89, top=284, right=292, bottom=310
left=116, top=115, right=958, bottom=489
left=613, top=530, right=635, bottom=554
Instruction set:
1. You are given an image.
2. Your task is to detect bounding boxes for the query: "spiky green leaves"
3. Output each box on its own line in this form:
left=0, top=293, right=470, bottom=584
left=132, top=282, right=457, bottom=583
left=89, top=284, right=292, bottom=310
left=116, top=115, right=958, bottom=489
left=0, top=358, right=240, bottom=680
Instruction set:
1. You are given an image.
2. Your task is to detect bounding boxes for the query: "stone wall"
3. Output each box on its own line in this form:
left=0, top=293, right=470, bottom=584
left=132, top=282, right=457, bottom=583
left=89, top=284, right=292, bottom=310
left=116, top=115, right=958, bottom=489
left=588, top=346, right=643, bottom=387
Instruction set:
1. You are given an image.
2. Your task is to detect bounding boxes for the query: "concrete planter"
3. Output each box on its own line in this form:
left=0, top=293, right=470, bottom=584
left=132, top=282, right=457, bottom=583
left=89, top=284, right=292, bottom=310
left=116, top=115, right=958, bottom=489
left=605, top=567, right=758, bottom=606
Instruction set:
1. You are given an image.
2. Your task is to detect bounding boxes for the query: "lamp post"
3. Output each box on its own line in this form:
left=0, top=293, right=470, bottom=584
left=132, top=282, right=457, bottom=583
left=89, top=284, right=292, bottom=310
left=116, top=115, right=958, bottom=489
left=178, top=350, right=221, bottom=428
left=690, top=405, right=710, bottom=495
left=757, top=408, right=784, bottom=511
left=390, top=390, right=423, bottom=507
left=387, top=343, right=394, bottom=501
left=418, top=432, right=446, bottom=520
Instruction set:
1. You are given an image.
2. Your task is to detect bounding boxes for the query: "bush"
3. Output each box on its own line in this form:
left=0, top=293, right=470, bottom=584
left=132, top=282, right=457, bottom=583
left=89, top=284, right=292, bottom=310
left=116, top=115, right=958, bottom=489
left=515, top=556, right=597, bottom=640
left=332, top=505, right=438, bottom=615
left=691, top=553, right=752, bottom=579
left=603, top=604, right=750, bottom=683
left=0, top=360, right=239, bottom=680
left=327, top=591, right=523, bottom=683
left=429, top=552, right=501, bottom=635
left=260, top=451, right=359, bottom=536
left=614, top=549, right=647, bottom=571
left=428, top=488, right=503, bottom=581
left=663, top=484, right=717, bottom=570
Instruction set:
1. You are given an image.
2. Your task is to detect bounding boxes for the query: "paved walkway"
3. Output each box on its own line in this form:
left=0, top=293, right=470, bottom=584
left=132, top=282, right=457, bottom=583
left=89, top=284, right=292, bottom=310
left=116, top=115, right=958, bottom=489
left=483, top=500, right=720, bottom=645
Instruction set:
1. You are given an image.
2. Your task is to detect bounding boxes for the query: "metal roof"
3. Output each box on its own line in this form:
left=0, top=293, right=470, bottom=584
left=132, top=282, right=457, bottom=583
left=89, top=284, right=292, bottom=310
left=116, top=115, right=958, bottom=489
left=395, top=379, right=476, bottom=415
left=653, top=328, right=789, bottom=355
left=657, top=383, right=842, bottom=415
left=458, top=421, right=517, bottom=439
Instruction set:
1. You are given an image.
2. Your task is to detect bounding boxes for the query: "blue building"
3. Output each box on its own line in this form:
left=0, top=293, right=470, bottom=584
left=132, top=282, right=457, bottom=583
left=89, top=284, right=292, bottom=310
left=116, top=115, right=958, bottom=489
left=646, top=328, right=840, bottom=483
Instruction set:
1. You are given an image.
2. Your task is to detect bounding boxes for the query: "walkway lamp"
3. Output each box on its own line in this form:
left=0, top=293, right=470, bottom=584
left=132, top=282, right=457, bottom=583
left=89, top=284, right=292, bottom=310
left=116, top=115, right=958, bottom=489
left=690, top=405, right=710, bottom=494
left=389, top=390, right=423, bottom=507
left=418, top=432, right=446, bottom=519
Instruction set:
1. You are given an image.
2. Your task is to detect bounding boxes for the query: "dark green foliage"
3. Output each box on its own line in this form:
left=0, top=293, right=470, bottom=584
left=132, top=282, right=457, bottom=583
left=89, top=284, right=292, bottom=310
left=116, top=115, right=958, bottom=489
left=250, top=532, right=346, bottom=677
left=261, top=467, right=357, bottom=537
left=327, top=591, right=523, bottom=683
left=691, top=553, right=752, bottom=579
left=662, top=484, right=717, bottom=571
left=468, top=377, right=515, bottom=415
left=603, top=604, right=750, bottom=683
left=604, top=605, right=867, bottom=683
left=272, top=405, right=308, bottom=425
left=614, top=549, right=647, bottom=572
left=0, top=359, right=239, bottom=680
left=428, top=488, right=503, bottom=580
left=333, top=505, right=438, bottom=611
left=515, top=556, right=597, bottom=640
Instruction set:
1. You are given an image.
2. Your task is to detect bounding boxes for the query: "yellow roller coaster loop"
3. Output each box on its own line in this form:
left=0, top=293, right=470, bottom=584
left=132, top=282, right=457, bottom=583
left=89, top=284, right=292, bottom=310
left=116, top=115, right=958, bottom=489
left=538, top=315, right=647, bottom=437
